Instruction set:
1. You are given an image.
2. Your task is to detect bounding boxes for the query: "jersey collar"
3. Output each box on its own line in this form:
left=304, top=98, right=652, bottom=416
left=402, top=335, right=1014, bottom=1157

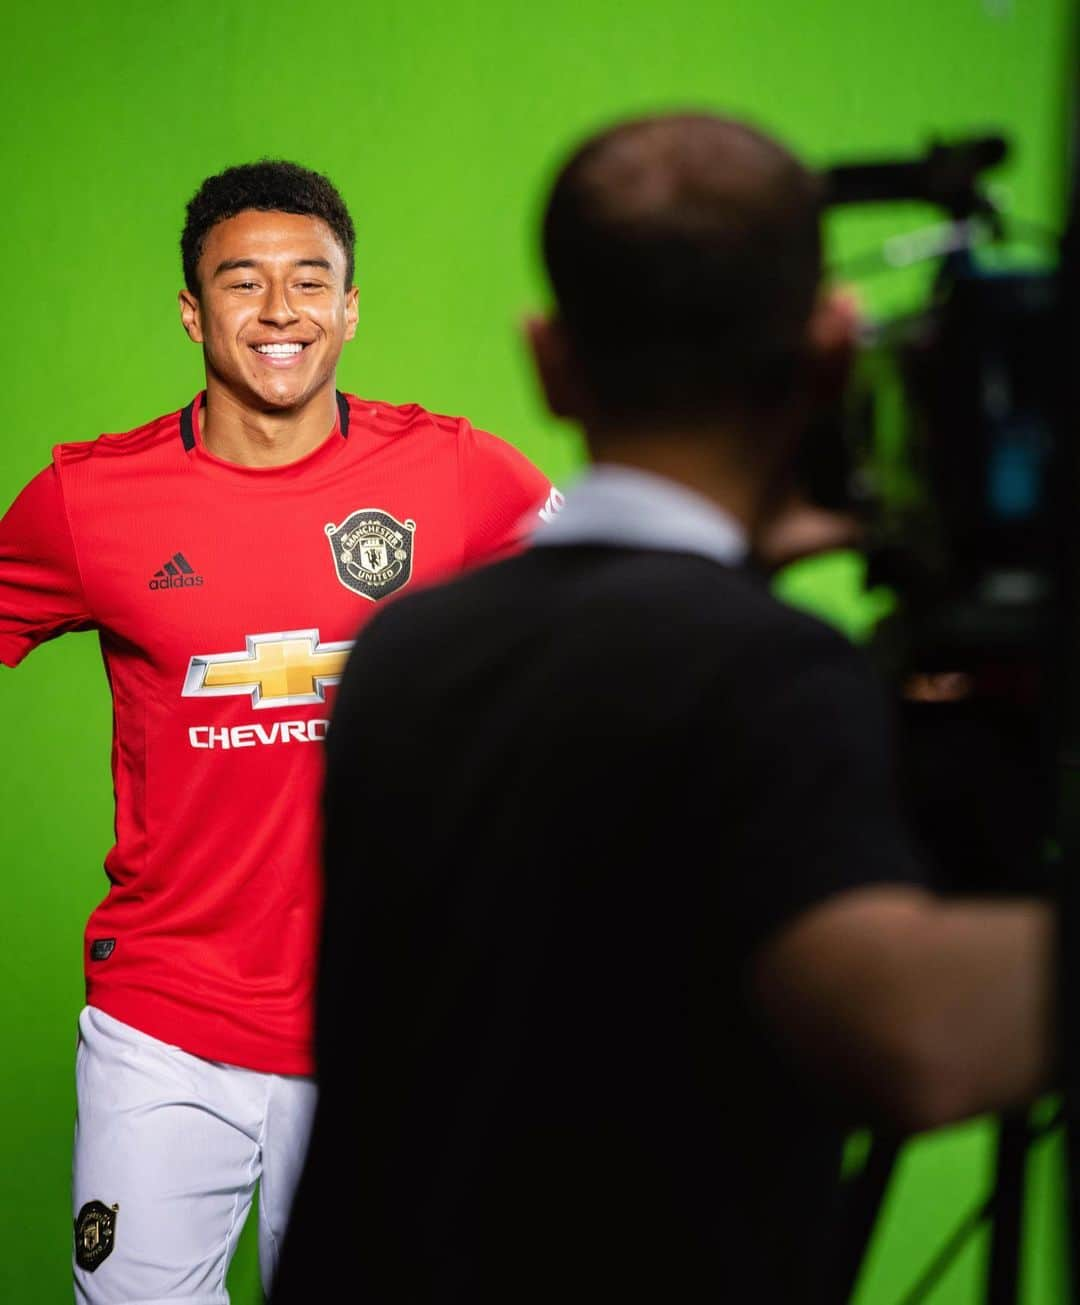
left=179, top=390, right=350, bottom=453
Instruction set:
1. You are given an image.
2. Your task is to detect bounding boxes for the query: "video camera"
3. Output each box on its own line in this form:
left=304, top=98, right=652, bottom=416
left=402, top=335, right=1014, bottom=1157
left=806, top=135, right=1065, bottom=693
left=807, top=128, right=1080, bottom=1303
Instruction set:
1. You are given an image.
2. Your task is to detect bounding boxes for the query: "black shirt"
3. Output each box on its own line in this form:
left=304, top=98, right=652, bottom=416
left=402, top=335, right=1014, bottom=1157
left=273, top=543, right=923, bottom=1304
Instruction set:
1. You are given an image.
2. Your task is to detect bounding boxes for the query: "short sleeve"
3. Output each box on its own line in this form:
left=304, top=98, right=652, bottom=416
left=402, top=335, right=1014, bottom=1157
left=0, top=464, right=92, bottom=667
left=722, top=625, right=926, bottom=951
left=458, top=420, right=561, bottom=564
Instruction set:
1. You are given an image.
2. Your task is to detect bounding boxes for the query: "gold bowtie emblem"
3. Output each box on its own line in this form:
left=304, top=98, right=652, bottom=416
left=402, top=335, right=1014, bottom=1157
left=183, top=630, right=353, bottom=708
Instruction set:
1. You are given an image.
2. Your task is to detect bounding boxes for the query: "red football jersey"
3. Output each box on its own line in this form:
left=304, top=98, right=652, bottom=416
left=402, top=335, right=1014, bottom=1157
left=0, top=392, right=558, bottom=1073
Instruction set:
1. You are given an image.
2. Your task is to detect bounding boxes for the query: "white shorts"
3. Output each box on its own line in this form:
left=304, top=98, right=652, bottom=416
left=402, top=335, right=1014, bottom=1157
left=72, top=1005, right=317, bottom=1305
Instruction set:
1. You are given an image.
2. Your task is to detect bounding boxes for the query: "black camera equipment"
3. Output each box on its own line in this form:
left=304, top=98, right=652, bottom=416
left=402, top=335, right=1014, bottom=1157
left=806, top=106, right=1080, bottom=1305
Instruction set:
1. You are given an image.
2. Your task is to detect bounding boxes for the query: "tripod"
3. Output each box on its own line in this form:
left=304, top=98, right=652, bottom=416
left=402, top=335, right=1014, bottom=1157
left=821, top=1103, right=1068, bottom=1304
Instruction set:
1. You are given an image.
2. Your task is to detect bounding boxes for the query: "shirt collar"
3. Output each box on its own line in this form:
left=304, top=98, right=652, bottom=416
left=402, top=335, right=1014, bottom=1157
left=531, top=463, right=749, bottom=567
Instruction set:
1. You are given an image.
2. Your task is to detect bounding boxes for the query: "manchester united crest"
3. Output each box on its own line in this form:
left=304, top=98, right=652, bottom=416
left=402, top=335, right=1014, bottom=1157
left=325, top=508, right=416, bottom=601
left=75, top=1200, right=118, bottom=1272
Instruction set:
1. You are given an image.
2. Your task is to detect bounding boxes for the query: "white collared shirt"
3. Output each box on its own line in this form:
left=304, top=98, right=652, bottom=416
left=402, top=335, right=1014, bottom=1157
left=531, top=464, right=748, bottom=567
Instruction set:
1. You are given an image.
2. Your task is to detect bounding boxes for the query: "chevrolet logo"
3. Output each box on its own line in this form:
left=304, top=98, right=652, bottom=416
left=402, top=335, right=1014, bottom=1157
left=182, top=629, right=354, bottom=709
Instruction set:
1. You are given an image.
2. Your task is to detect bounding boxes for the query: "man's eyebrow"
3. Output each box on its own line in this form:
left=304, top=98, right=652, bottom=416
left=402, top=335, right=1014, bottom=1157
left=214, top=258, right=258, bottom=277
left=212, top=257, right=335, bottom=277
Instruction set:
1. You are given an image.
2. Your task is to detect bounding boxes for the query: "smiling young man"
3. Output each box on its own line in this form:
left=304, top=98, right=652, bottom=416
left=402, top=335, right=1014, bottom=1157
left=0, top=160, right=558, bottom=1304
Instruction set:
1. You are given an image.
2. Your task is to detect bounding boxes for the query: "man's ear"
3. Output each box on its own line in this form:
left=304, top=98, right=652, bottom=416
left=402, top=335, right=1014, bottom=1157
left=523, top=314, right=585, bottom=420
left=806, top=285, right=861, bottom=406
left=178, top=289, right=204, bottom=344
left=344, top=285, right=359, bottom=341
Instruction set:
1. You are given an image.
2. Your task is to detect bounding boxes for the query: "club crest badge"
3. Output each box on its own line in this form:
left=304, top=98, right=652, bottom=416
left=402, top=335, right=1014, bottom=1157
left=75, top=1200, right=118, bottom=1272
left=325, top=508, right=417, bottom=601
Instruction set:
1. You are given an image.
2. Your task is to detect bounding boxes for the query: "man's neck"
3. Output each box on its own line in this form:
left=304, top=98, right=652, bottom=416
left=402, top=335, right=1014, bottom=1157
left=584, top=419, right=786, bottom=536
left=200, top=382, right=340, bottom=468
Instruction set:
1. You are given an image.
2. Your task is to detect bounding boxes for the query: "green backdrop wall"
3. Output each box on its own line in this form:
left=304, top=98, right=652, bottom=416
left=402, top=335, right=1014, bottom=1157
left=1, top=2, right=1072, bottom=1301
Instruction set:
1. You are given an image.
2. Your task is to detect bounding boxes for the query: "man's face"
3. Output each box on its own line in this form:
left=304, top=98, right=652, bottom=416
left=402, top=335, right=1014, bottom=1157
left=178, top=209, right=359, bottom=412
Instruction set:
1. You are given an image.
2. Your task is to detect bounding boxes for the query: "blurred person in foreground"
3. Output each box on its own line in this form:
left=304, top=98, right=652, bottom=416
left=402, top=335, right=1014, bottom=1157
left=272, top=113, right=1056, bottom=1304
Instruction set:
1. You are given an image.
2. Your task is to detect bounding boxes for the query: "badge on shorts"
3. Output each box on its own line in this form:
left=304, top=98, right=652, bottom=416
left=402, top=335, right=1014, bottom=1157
left=75, top=1200, right=118, bottom=1272
left=325, top=508, right=416, bottom=601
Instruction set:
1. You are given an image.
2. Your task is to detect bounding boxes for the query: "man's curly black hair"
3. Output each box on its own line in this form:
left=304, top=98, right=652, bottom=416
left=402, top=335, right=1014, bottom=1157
left=181, top=160, right=356, bottom=294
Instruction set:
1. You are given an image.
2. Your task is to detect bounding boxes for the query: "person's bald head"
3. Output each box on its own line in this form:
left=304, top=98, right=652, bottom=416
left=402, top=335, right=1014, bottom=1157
left=539, top=113, right=824, bottom=428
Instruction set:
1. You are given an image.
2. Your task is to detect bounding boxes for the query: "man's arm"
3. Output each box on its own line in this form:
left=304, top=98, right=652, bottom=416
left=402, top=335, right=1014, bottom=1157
left=750, top=884, right=1055, bottom=1132
left=0, top=464, right=92, bottom=666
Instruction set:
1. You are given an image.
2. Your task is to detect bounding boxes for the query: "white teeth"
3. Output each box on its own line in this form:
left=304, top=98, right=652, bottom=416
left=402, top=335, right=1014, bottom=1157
left=255, top=343, right=304, bottom=355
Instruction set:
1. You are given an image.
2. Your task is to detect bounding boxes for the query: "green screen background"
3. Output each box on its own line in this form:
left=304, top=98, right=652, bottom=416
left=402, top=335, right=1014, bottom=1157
left=1, top=2, right=1072, bottom=1300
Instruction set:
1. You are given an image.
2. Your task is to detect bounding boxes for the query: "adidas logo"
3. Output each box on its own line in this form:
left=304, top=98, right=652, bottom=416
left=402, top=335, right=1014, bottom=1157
left=149, top=552, right=204, bottom=591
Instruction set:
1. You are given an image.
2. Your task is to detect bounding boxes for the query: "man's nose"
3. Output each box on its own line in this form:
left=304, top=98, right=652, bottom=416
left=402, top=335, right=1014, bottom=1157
left=260, top=282, right=300, bottom=325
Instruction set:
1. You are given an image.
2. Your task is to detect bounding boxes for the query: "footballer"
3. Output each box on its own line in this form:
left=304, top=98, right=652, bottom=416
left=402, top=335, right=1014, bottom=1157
left=0, top=160, right=558, bottom=1303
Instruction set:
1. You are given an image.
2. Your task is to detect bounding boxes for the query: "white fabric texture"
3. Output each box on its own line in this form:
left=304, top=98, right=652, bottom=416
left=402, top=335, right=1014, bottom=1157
left=529, top=462, right=749, bottom=564
left=73, top=1006, right=316, bottom=1304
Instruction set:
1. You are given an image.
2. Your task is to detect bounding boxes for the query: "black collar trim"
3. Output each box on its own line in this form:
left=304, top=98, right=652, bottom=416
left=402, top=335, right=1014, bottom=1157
left=180, top=398, right=196, bottom=452
left=180, top=392, right=349, bottom=451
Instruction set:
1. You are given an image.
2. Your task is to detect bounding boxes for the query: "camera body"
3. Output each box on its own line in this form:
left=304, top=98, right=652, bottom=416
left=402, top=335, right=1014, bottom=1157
left=850, top=255, right=1061, bottom=679
left=804, top=139, right=1067, bottom=695
left=797, top=144, right=1071, bottom=900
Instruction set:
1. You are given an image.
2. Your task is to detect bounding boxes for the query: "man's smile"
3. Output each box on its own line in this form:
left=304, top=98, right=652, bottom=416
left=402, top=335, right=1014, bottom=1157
left=250, top=340, right=313, bottom=366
